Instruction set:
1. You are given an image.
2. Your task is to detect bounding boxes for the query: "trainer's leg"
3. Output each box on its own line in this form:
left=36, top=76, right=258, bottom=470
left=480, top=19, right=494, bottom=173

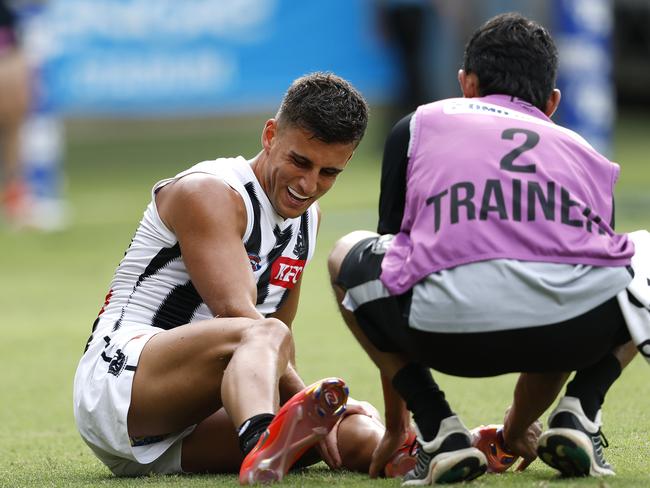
left=329, top=233, right=485, bottom=482
left=328, top=231, right=409, bottom=383
left=329, top=233, right=453, bottom=441
left=564, top=339, right=637, bottom=421
left=128, top=316, right=292, bottom=440
left=536, top=317, right=637, bottom=477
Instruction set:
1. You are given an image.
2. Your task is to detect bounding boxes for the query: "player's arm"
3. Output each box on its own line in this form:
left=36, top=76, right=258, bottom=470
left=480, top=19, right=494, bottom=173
left=269, top=276, right=302, bottom=328
left=269, top=202, right=320, bottom=328
left=268, top=204, right=322, bottom=400
left=269, top=203, right=346, bottom=468
left=269, top=278, right=306, bottom=402
left=156, top=173, right=263, bottom=320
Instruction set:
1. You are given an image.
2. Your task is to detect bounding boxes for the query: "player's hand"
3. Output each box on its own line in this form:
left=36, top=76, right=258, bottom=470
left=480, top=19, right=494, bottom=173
left=503, top=407, right=543, bottom=471
left=317, top=397, right=382, bottom=470
left=369, top=429, right=408, bottom=478
left=317, top=425, right=342, bottom=469
left=343, top=397, right=382, bottom=423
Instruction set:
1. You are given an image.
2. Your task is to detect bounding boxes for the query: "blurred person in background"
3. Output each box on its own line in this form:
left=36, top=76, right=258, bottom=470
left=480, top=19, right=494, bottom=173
left=0, top=0, right=30, bottom=225
left=73, top=72, right=416, bottom=484
left=376, top=0, right=434, bottom=126
left=329, top=13, right=639, bottom=484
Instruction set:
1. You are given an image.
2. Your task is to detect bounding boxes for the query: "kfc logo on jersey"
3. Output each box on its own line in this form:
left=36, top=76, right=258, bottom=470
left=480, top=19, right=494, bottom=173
left=270, top=257, right=306, bottom=289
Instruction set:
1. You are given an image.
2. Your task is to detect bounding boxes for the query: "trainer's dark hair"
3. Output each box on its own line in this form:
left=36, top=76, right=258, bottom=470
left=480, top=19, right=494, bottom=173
left=276, top=72, right=369, bottom=146
left=463, top=12, right=558, bottom=111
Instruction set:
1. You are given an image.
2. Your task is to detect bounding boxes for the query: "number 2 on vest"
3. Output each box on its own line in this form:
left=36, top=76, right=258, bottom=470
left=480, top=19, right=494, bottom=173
left=500, top=128, right=539, bottom=173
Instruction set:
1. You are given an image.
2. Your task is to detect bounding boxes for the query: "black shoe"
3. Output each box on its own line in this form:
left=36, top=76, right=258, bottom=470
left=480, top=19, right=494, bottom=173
left=537, top=396, right=615, bottom=477
left=402, top=415, right=487, bottom=485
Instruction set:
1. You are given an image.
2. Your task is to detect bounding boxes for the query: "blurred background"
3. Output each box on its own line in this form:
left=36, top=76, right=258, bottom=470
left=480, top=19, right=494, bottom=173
left=1, top=1, right=649, bottom=485
left=1, top=0, right=649, bottom=231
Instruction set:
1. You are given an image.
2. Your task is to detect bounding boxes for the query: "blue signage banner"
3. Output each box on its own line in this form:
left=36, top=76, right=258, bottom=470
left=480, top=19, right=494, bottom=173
left=553, top=0, right=614, bottom=155
left=23, top=0, right=398, bottom=116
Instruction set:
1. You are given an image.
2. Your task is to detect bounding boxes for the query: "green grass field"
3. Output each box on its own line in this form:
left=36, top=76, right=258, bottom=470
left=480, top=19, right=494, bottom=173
left=1, top=111, right=649, bottom=487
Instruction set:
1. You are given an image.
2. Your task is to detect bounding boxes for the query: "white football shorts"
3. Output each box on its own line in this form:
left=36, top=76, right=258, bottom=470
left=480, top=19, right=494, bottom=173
left=73, top=324, right=195, bottom=476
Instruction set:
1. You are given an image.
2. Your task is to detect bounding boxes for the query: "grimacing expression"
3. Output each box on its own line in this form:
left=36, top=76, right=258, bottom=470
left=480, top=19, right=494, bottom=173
left=257, top=120, right=356, bottom=219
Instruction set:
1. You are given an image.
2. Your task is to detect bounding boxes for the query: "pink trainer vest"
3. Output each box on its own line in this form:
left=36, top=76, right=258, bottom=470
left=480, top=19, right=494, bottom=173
left=381, top=95, right=634, bottom=295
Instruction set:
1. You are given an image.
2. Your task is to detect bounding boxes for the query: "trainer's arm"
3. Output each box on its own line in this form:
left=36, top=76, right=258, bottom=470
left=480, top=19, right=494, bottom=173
left=369, top=372, right=410, bottom=478
left=156, top=173, right=263, bottom=320
left=377, top=113, right=412, bottom=235
left=503, top=372, right=569, bottom=470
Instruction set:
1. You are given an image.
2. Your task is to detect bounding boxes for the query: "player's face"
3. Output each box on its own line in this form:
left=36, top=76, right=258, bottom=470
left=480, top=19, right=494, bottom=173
left=255, top=119, right=355, bottom=219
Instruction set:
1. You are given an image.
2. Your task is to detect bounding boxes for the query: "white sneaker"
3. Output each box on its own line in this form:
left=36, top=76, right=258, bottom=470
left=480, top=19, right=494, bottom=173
left=537, top=396, right=615, bottom=477
left=402, top=415, right=487, bottom=485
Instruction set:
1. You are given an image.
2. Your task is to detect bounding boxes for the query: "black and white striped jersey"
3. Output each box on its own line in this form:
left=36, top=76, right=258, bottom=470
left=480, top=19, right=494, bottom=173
left=91, top=156, right=318, bottom=338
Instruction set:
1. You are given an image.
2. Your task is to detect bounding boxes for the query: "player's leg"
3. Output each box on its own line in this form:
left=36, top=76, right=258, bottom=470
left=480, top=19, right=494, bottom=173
left=128, top=316, right=292, bottom=452
left=239, top=376, right=350, bottom=484
left=181, top=407, right=243, bottom=473
left=180, top=397, right=388, bottom=475
left=329, top=232, right=487, bottom=483
left=336, top=408, right=418, bottom=477
left=336, top=413, right=384, bottom=471
left=133, top=310, right=387, bottom=478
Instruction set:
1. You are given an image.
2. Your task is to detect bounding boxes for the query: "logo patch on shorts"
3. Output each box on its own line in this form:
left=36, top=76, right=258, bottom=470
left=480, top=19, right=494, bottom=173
left=108, top=349, right=127, bottom=377
left=270, top=257, right=306, bottom=289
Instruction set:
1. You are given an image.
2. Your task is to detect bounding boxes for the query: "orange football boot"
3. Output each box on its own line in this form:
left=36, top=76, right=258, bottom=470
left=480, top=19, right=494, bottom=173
left=239, top=377, right=348, bottom=485
left=470, top=424, right=518, bottom=473
left=384, top=428, right=418, bottom=478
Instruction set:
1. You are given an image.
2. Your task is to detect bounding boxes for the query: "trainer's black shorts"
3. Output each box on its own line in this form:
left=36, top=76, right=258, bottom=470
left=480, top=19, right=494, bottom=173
left=336, top=236, right=631, bottom=377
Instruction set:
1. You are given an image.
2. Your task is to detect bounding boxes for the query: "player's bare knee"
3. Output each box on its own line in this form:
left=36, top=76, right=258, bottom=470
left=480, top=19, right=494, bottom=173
left=328, top=230, right=377, bottom=283
left=243, top=318, right=293, bottom=354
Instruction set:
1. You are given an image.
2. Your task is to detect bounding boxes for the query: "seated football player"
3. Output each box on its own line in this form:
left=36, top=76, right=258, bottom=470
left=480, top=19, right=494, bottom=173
left=72, top=72, right=415, bottom=483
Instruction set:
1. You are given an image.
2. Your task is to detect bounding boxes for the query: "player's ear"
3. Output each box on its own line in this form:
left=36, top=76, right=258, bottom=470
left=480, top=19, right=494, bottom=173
left=458, top=69, right=480, bottom=98
left=261, top=119, right=277, bottom=151
left=544, top=89, right=561, bottom=118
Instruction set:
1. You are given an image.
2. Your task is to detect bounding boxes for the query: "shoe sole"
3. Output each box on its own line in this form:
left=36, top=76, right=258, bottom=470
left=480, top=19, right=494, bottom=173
left=403, top=447, right=487, bottom=486
left=537, top=428, right=615, bottom=477
left=242, top=378, right=348, bottom=484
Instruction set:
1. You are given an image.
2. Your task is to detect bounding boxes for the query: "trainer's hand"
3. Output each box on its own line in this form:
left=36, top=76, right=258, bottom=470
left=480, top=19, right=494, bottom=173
left=369, top=429, right=408, bottom=478
left=503, top=408, right=543, bottom=471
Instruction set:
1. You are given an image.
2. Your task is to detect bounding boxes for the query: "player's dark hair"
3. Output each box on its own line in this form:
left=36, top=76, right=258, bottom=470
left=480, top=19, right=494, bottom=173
left=276, top=72, right=369, bottom=146
left=463, top=12, right=558, bottom=111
